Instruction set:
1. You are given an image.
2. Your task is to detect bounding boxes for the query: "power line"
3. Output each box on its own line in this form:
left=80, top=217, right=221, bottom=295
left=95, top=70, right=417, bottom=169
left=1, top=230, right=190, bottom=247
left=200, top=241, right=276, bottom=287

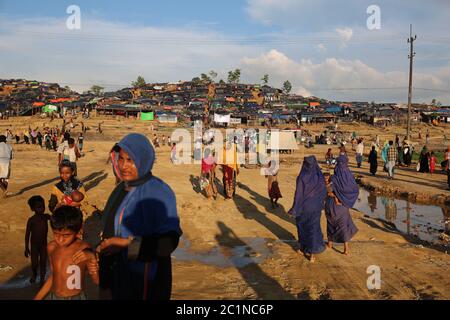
left=6, top=30, right=450, bottom=46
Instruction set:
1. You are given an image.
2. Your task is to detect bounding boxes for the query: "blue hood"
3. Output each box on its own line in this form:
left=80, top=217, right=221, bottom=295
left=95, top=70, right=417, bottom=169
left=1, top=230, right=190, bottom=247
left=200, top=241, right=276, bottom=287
left=117, top=133, right=155, bottom=178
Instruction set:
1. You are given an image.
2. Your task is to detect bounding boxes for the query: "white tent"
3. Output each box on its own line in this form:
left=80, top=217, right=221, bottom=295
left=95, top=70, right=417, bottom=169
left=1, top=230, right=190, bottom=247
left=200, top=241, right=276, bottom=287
left=214, top=113, right=231, bottom=123
left=267, top=131, right=299, bottom=151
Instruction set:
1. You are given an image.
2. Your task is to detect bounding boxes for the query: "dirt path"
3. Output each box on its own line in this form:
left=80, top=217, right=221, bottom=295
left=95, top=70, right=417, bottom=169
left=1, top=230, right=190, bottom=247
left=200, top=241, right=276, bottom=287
left=0, top=117, right=449, bottom=300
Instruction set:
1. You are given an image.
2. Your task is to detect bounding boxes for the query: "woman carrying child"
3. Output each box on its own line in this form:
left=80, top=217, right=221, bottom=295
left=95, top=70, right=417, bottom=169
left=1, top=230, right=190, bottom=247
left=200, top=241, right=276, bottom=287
left=49, top=160, right=88, bottom=215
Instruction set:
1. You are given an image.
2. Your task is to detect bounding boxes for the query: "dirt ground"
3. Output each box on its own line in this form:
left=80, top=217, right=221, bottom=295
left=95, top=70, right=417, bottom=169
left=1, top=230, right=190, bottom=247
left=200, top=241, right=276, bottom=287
left=0, top=116, right=449, bottom=300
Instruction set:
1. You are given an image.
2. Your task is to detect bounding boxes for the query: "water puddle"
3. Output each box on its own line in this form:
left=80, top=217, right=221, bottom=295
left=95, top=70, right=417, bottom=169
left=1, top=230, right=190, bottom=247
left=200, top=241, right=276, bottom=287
left=0, top=275, right=38, bottom=289
left=173, top=237, right=276, bottom=268
left=354, top=188, right=450, bottom=247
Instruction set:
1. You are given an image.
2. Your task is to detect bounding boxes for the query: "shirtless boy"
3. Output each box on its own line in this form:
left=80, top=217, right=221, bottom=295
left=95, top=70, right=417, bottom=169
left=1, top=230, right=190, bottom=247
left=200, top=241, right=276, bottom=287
left=34, top=206, right=98, bottom=300
left=25, top=196, right=51, bottom=286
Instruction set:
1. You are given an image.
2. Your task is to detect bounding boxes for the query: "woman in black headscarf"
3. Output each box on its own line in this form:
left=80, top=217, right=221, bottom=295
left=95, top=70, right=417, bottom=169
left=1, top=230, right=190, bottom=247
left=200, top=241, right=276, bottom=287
left=419, top=147, right=430, bottom=173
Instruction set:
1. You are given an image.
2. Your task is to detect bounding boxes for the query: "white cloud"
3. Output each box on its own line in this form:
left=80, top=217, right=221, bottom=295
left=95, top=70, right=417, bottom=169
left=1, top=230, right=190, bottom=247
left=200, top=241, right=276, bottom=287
left=1, top=16, right=449, bottom=103
left=240, top=49, right=450, bottom=102
left=0, top=16, right=256, bottom=92
left=317, top=43, right=327, bottom=53
left=295, top=86, right=312, bottom=97
left=336, top=27, right=353, bottom=47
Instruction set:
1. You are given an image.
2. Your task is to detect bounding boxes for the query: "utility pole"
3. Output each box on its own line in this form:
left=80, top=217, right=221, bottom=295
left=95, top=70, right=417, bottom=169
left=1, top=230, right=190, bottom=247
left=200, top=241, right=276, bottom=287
left=407, top=24, right=417, bottom=140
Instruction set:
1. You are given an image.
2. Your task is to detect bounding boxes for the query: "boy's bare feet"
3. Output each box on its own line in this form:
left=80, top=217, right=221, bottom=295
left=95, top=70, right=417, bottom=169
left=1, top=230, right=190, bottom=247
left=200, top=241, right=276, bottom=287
left=326, top=241, right=333, bottom=249
left=309, top=254, right=316, bottom=263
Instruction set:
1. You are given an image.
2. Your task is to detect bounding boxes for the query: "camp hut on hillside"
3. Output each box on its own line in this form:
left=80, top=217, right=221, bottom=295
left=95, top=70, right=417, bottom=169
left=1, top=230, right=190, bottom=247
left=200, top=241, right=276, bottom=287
left=156, top=111, right=178, bottom=124
left=421, top=109, right=450, bottom=124
left=96, top=104, right=150, bottom=117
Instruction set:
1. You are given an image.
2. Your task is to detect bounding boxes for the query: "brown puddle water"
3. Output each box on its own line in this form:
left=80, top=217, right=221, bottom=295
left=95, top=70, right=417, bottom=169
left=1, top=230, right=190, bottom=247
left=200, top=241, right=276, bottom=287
left=354, top=188, right=450, bottom=248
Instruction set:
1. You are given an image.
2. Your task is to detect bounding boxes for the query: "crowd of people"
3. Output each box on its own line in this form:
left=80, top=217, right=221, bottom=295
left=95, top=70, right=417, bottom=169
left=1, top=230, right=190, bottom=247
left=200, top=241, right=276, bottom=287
left=21, top=131, right=182, bottom=300
left=342, top=132, right=450, bottom=189
left=3, top=118, right=448, bottom=300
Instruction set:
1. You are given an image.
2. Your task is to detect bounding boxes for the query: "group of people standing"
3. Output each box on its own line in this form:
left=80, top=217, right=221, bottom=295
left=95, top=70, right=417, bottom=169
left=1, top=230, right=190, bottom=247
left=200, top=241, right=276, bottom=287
left=25, top=133, right=182, bottom=300
left=289, top=154, right=359, bottom=262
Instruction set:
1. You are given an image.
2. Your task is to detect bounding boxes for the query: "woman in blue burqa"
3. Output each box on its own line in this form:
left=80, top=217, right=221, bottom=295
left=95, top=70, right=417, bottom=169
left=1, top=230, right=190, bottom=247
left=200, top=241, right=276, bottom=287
left=97, top=133, right=182, bottom=300
left=289, top=156, right=327, bottom=262
left=325, top=154, right=359, bottom=255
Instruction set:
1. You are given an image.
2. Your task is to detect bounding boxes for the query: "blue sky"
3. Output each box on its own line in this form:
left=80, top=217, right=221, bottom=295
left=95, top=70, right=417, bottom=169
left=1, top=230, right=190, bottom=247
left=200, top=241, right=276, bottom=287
left=1, top=0, right=450, bottom=103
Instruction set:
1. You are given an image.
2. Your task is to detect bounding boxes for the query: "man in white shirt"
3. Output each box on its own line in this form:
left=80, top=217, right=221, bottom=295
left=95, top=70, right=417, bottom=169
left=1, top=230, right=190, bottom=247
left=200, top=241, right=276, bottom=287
left=356, top=139, right=364, bottom=168
left=0, top=135, right=13, bottom=197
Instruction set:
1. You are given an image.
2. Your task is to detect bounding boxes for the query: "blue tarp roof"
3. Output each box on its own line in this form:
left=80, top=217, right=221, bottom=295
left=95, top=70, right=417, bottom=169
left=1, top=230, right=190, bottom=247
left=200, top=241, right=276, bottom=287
left=325, top=106, right=342, bottom=113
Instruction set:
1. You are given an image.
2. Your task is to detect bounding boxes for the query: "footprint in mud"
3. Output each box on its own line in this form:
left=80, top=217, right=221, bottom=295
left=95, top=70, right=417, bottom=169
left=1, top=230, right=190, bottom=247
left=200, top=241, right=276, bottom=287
left=403, top=283, right=439, bottom=300
left=181, top=202, right=194, bottom=210
left=296, top=286, right=332, bottom=300
left=370, top=290, right=392, bottom=300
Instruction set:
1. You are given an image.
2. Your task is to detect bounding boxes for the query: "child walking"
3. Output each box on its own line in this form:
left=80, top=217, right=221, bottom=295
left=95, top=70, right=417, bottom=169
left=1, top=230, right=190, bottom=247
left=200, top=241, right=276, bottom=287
left=25, top=196, right=51, bottom=286
left=266, top=160, right=282, bottom=208
left=430, top=151, right=437, bottom=175
left=170, top=142, right=177, bottom=163
left=34, top=206, right=98, bottom=300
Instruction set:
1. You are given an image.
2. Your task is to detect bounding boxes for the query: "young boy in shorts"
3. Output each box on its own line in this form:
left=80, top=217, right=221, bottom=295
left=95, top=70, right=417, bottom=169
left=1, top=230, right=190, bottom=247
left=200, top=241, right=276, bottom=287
left=25, top=196, right=51, bottom=286
left=34, top=206, right=99, bottom=300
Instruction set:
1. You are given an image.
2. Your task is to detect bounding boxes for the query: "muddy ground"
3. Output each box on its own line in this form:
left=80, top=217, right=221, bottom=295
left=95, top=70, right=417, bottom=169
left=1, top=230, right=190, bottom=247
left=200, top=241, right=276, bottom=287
left=0, top=116, right=449, bottom=300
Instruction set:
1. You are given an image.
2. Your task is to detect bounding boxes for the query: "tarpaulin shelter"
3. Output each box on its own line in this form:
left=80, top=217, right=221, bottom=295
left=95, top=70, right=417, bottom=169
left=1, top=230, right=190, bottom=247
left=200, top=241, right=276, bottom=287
left=32, top=102, right=45, bottom=107
left=50, top=98, right=72, bottom=103
left=267, top=131, right=299, bottom=151
left=214, top=113, right=231, bottom=123
left=157, top=113, right=177, bottom=124
left=140, top=112, right=154, bottom=121
left=42, top=104, right=58, bottom=113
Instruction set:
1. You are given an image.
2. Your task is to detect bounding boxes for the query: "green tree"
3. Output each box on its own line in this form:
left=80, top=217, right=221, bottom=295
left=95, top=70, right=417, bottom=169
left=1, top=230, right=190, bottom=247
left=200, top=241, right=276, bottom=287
left=282, top=80, right=292, bottom=94
left=200, top=73, right=211, bottom=83
left=227, top=71, right=234, bottom=84
left=192, top=77, right=201, bottom=83
left=233, top=69, right=241, bottom=84
left=132, top=76, right=146, bottom=88
left=90, top=85, right=104, bottom=96
left=219, top=79, right=225, bottom=85
left=261, top=74, right=269, bottom=85
left=227, top=69, right=241, bottom=84
left=64, top=85, right=71, bottom=91
left=209, top=70, right=218, bottom=81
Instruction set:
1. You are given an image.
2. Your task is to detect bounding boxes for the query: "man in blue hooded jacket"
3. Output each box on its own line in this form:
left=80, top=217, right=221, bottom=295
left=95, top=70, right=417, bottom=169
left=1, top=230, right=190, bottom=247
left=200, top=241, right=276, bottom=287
left=97, top=133, right=182, bottom=300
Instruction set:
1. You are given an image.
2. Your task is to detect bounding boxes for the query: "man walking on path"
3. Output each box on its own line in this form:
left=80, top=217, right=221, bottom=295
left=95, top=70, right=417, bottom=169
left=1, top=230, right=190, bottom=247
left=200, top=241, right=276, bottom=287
left=387, top=141, right=397, bottom=179
left=356, top=139, right=364, bottom=168
left=0, top=135, right=13, bottom=197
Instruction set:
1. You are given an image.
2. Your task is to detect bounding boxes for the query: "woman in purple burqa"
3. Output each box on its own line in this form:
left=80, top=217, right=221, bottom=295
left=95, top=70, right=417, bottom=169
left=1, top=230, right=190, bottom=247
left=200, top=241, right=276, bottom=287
left=325, top=154, right=359, bottom=255
left=289, top=156, right=327, bottom=262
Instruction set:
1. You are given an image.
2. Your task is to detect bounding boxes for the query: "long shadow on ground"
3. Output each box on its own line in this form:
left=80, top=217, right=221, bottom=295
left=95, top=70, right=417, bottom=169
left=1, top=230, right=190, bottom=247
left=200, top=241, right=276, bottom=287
left=215, top=221, right=295, bottom=299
